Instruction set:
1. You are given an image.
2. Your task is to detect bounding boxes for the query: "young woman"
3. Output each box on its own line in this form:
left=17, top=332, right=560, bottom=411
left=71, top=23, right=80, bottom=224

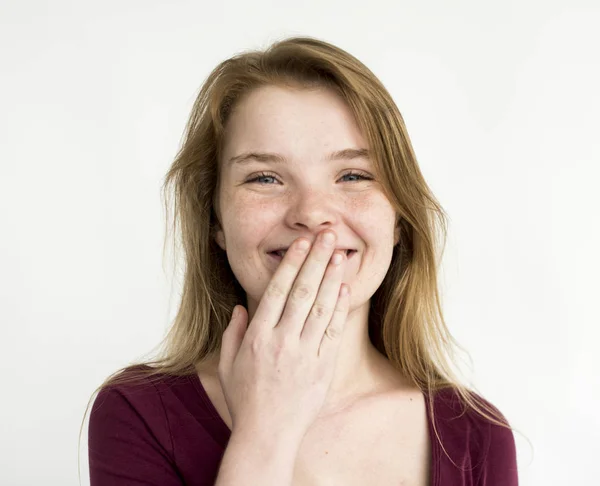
left=82, top=36, right=519, bottom=485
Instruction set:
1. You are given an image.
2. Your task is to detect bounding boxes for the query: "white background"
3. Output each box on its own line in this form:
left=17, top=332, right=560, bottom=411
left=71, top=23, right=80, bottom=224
left=1, top=1, right=598, bottom=485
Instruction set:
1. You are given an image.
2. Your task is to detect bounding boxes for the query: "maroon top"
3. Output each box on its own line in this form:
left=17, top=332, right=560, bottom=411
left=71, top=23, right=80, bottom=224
left=88, top=366, right=518, bottom=485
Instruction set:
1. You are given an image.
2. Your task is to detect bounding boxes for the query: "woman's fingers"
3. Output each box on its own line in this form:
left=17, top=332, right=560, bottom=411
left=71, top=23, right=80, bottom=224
left=247, top=236, right=314, bottom=335
left=298, top=248, right=347, bottom=348
left=275, top=230, right=341, bottom=337
left=317, top=283, right=350, bottom=358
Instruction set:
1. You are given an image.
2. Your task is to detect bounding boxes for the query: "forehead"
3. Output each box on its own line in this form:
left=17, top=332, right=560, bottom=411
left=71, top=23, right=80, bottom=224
left=221, top=85, right=367, bottom=164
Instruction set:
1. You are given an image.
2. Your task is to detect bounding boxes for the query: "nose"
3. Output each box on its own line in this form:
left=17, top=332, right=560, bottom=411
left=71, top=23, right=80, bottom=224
left=287, top=189, right=339, bottom=237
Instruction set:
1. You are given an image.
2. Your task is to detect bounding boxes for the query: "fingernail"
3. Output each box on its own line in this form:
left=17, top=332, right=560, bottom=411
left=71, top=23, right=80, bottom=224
left=297, top=239, right=310, bottom=251
left=321, top=231, right=335, bottom=245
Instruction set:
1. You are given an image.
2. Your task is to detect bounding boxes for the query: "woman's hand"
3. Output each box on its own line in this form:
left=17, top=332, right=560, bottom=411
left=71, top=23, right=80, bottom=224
left=218, top=230, right=351, bottom=441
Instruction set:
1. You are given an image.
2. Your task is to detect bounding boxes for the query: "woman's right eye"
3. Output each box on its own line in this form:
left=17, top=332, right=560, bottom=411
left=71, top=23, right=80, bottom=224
left=245, top=172, right=279, bottom=185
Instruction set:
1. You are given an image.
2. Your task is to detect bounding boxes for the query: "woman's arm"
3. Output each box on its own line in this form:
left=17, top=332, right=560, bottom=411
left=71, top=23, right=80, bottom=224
left=477, top=422, right=519, bottom=485
left=215, top=427, right=302, bottom=486
left=88, top=386, right=183, bottom=486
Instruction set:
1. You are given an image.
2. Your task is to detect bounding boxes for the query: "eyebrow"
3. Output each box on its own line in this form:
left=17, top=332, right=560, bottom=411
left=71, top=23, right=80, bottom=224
left=227, top=148, right=370, bottom=166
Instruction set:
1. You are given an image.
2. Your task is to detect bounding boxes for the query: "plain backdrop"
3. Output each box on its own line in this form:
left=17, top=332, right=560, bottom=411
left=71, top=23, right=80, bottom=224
left=1, top=1, right=599, bottom=485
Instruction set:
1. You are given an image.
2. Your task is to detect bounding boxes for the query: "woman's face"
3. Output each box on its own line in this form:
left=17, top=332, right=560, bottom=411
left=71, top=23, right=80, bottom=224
left=215, top=85, right=399, bottom=318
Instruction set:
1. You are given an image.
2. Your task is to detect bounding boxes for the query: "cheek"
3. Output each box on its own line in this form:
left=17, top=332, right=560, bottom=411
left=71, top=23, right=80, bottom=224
left=228, top=197, right=273, bottom=228
left=223, top=199, right=278, bottom=254
left=351, top=199, right=396, bottom=234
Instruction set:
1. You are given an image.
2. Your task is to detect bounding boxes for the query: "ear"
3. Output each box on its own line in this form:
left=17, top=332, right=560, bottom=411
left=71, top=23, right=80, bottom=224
left=214, top=226, right=226, bottom=251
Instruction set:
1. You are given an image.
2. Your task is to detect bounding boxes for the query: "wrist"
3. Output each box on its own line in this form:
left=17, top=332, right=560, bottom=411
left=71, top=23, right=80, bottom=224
left=229, top=425, right=303, bottom=457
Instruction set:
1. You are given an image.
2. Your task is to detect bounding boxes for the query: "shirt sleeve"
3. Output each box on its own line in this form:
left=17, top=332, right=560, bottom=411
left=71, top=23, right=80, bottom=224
left=88, top=384, right=183, bottom=486
left=478, top=420, right=519, bottom=486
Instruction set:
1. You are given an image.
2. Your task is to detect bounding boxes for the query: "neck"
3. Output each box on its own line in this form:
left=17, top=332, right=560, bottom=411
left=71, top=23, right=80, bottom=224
left=317, top=301, right=410, bottom=417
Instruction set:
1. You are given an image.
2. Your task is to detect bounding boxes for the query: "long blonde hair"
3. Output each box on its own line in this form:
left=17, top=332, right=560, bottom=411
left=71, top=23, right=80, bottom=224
left=79, top=35, right=525, bottom=481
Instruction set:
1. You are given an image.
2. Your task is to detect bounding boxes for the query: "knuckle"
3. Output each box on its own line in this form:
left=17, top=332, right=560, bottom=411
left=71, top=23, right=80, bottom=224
left=248, top=333, right=268, bottom=355
left=310, top=302, right=334, bottom=319
left=264, top=281, right=286, bottom=299
left=324, top=324, right=341, bottom=340
left=277, top=333, right=296, bottom=350
left=290, top=283, right=313, bottom=302
left=271, top=333, right=298, bottom=360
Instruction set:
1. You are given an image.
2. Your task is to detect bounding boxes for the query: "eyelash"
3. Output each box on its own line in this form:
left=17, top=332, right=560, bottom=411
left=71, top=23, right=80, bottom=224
left=245, top=171, right=374, bottom=185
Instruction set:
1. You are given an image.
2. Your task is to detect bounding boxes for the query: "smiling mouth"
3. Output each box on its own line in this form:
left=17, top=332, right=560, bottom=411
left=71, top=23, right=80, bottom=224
left=267, top=249, right=357, bottom=260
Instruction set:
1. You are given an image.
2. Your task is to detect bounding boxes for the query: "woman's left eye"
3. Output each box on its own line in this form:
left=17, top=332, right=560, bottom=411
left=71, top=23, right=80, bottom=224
left=339, top=171, right=374, bottom=183
left=245, top=171, right=373, bottom=185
